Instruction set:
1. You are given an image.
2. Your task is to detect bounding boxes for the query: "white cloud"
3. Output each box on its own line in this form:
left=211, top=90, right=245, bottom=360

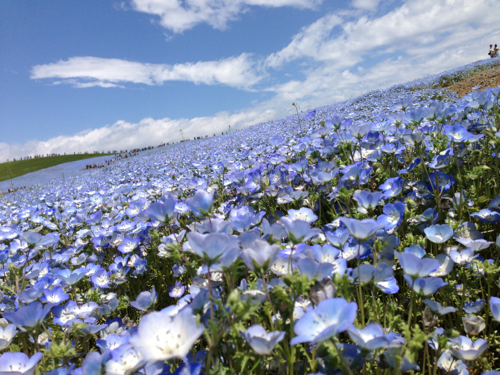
left=351, top=0, right=380, bottom=11
left=130, top=0, right=323, bottom=33
left=31, top=54, right=262, bottom=89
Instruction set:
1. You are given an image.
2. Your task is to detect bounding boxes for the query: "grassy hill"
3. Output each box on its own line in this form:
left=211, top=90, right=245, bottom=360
left=0, top=153, right=115, bottom=182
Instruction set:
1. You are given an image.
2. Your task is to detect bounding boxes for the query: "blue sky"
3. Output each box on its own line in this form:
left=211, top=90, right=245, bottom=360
left=0, top=0, right=498, bottom=161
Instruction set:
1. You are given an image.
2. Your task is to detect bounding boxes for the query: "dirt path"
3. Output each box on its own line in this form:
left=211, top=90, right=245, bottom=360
left=444, top=62, right=500, bottom=97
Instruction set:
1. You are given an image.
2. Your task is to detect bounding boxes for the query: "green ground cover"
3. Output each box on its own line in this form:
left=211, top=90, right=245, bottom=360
left=0, top=153, right=115, bottom=182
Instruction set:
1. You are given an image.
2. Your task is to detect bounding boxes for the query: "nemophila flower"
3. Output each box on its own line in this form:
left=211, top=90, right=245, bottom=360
left=455, top=237, right=491, bottom=251
left=397, top=158, right=420, bottom=174
left=286, top=207, right=318, bottom=223
left=0, top=352, right=43, bottom=375
left=117, top=237, right=140, bottom=254
left=96, top=333, right=130, bottom=352
left=463, top=314, right=486, bottom=335
left=489, top=194, right=500, bottom=210
left=341, top=238, right=371, bottom=261
left=105, top=344, right=143, bottom=375
left=490, top=297, right=500, bottom=321
left=4, top=301, right=54, bottom=331
left=377, top=202, right=405, bottom=231
left=429, top=254, right=454, bottom=277
left=449, top=336, right=488, bottom=361
left=130, top=286, right=157, bottom=312
left=339, top=217, right=383, bottom=240
left=443, top=124, right=473, bottom=142
left=0, top=324, right=17, bottom=350
left=352, top=190, right=382, bottom=214
left=169, top=282, right=186, bottom=298
left=449, top=248, right=478, bottom=265
left=280, top=217, right=321, bottom=243
left=290, top=298, right=357, bottom=345
left=130, top=307, right=204, bottom=362
left=403, top=244, right=426, bottom=258
left=18, top=284, right=43, bottom=304
left=379, top=177, right=403, bottom=199
left=347, top=322, right=402, bottom=351
left=186, top=232, right=239, bottom=263
left=463, top=299, right=485, bottom=314
left=240, top=324, right=285, bottom=355
left=40, top=287, right=69, bottom=304
left=404, top=275, right=447, bottom=296
left=424, top=224, right=453, bottom=244
left=470, top=209, right=500, bottom=223
left=143, top=196, right=176, bottom=223
left=427, top=148, right=453, bottom=169
left=396, top=252, right=440, bottom=278
left=427, top=171, right=455, bottom=193
left=351, top=263, right=399, bottom=294
left=239, top=239, right=280, bottom=271
left=437, top=352, right=468, bottom=375
left=293, top=258, right=334, bottom=281
left=423, top=299, right=456, bottom=315
left=91, top=268, right=112, bottom=289
left=324, top=226, right=350, bottom=247
left=173, top=264, right=186, bottom=277
left=185, top=190, right=214, bottom=217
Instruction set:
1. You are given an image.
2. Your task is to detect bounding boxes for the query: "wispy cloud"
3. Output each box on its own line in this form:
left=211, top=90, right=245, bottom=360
left=31, top=54, right=263, bottom=89
left=130, top=0, right=323, bottom=34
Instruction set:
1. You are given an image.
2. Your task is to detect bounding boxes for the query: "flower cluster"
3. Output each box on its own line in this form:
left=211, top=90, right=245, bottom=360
left=1, top=58, right=500, bottom=374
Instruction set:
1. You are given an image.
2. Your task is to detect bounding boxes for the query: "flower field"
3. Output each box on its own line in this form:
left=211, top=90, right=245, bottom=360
left=2, top=58, right=500, bottom=375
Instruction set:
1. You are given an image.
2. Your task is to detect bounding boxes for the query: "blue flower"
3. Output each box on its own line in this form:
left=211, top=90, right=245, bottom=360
left=424, top=224, right=453, bottom=243
left=351, top=263, right=399, bottom=294
left=0, top=324, right=17, bottom=350
left=423, top=299, right=456, bottom=315
left=443, top=124, right=473, bottom=142
left=130, top=286, right=157, bottom=311
left=96, top=333, right=130, bottom=352
left=490, top=296, right=500, bottom=321
left=280, top=217, right=322, bottom=243
left=186, top=232, right=239, bottom=263
left=427, top=171, right=454, bottom=194
left=143, top=196, right=176, bottom=222
left=404, top=275, right=447, bottom=296
left=4, top=301, right=54, bottom=331
left=240, top=239, right=280, bottom=271
left=185, top=190, right=214, bottom=217
left=240, top=324, right=285, bottom=355
left=40, top=287, right=69, bottom=304
left=290, top=298, right=357, bottom=345
left=449, top=336, right=488, bottom=361
left=286, top=207, right=318, bottom=223
left=470, top=209, right=500, bottom=223
left=403, top=244, right=426, bottom=258
left=379, top=177, right=403, bottom=199
left=449, top=248, right=478, bottom=265
left=396, top=252, right=440, bottom=278
left=427, top=149, right=453, bottom=169
left=169, top=282, right=186, bottom=298
left=397, top=158, right=420, bottom=174
left=0, top=352, right=43, bottom=375
left=130, top=307, right=204, bottom=362
left=347, top=322, right=402, bottom=351
left=352, top=190, right=383, bottom=214
left=339, top=217, right=384, bottom=240
left=91, top=268, right=112, bottom=289
left=377, top=202, right=405, bottom=231
left=117, top=237, right=140, bottom=254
